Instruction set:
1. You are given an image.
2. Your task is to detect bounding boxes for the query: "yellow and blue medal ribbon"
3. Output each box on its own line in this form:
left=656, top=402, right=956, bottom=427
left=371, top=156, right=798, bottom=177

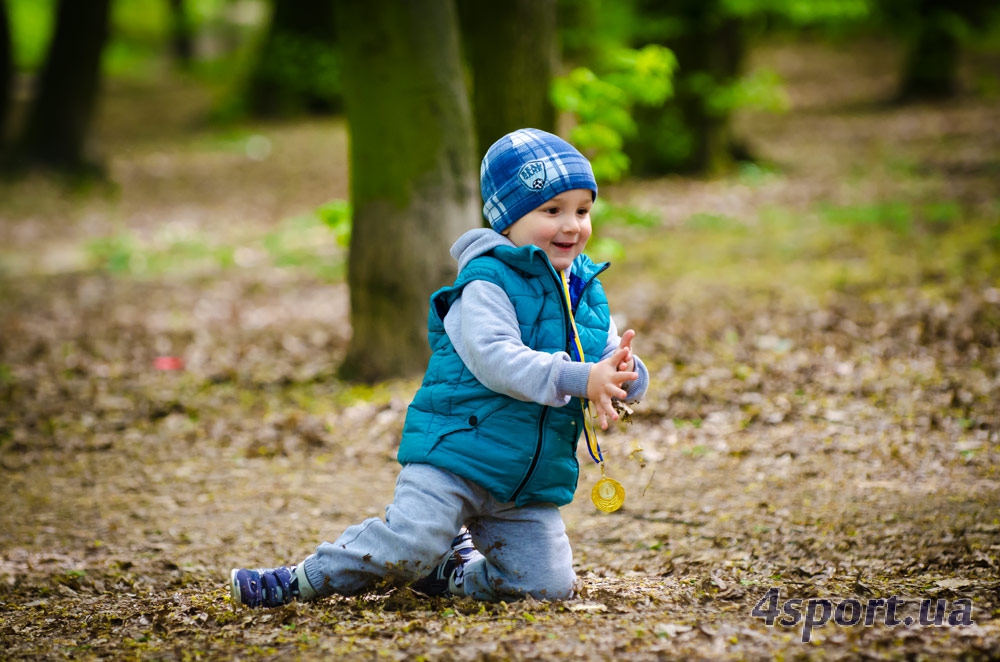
left=560, top=271, right=625, bottom=513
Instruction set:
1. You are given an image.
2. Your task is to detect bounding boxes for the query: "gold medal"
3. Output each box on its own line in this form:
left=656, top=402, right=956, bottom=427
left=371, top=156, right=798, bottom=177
left=560, top=271, right=628, bottom=514
left=591, top=475, right=625, bottom=512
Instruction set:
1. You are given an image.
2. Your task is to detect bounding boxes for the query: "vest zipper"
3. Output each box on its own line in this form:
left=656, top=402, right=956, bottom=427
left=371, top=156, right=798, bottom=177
left=555, top=262, right=609, bottom=354
left=509, top=262, right=610, bottom=503
left=560, top=263, right=609, bottom=311
left=510, top=406, right=548, bottom=502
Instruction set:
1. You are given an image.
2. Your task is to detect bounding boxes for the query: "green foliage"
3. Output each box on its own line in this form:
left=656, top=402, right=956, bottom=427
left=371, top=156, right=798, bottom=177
left=185, top=0, right=240, bottom=25
left=615, top=0, right=875, bottom=174
left=102, top=0, right=186, bottom=79
left=722, top=0, right=871, bottom=25
left=604, top=45, right=677, bottom=106
left=315, top=199, right=352, bottom=247
left=7, top=0, right=54, bottom=69
left=112, top=0, right=172, bottom=42
left=247, top=32, right=342, bottom=114
left=551, top=44, right=677, bottom=182
left=874, top=0, right=995, bottom=40
left=558, top=0, right=637, bottom=66
left=7, top=0, right=263, bottom=79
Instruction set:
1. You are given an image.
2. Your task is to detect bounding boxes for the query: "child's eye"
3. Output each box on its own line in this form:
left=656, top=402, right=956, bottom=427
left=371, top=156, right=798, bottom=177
left=577, top=208, right=589, bottom=216
left=544, top=207, right=560, bottom=215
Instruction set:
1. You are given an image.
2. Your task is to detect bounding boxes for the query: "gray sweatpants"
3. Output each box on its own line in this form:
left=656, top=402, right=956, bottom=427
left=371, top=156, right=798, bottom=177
left=299, top=463, right=576, bottom=602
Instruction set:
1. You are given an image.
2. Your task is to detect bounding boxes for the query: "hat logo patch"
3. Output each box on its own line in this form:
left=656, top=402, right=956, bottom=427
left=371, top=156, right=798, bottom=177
left=518, top=161, right=546, bottom=191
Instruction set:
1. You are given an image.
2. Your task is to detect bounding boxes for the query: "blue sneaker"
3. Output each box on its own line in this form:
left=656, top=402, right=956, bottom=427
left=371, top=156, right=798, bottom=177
left=230, top=566, right=300, bottom=608
left=411, top=528, right=483, bottom=597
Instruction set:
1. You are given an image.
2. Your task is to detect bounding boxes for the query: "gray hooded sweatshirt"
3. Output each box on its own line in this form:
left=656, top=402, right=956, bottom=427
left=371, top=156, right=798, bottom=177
left=442, top=228, right=648, bottom=407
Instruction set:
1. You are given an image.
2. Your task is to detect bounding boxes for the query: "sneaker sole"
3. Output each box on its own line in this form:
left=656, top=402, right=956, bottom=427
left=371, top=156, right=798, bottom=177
left=229, top=569, right=242, bottom=605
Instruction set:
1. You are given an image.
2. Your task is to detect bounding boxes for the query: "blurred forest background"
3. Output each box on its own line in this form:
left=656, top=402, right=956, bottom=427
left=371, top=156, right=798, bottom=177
left=1, top=0, right=999, bottom=660
left=1, top=0, right=998, bottom=381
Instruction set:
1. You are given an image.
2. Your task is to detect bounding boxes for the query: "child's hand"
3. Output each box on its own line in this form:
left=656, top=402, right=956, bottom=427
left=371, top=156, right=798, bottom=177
left=587, top=346, right=639, bottom=430
left=616, top=329, right=636, bottom=373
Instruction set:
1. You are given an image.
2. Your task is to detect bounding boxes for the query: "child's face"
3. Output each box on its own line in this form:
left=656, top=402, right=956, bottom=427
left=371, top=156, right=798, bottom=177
left=504, top=188, right=593, bottom=272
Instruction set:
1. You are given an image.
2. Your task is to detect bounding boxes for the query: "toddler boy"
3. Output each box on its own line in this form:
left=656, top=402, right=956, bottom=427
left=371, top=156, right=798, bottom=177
left=230, top=128, right=648, bottom=607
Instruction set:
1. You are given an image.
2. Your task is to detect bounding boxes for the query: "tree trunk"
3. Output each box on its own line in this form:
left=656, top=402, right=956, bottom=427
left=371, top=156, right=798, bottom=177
left=335, top=0, right=479, bottom=383
left=898, top=12, right=960, bottom=101
left=168, top=0, right=194, bottom=69
left=556, top=0, right=600, bottom=68
left=0, top=0, right=12, bottom=148
left=244, top=0, right=340, bottom=117
left=458, top=0, right=557, bottom=156
left=626, top=0, right=746, bottom=176
left=16, top=0, right=111, bottom=171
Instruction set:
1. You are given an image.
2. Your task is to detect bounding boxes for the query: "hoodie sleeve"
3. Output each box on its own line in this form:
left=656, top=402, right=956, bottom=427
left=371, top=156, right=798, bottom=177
left=443, top=280, right=593, bottom=407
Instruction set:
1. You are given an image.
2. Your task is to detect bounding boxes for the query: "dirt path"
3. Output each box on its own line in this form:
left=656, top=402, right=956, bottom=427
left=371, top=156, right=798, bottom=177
left=1, top=39, right=998, bottom=660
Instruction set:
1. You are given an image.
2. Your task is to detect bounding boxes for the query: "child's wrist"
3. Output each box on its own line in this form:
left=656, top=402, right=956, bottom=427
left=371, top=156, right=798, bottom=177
left=557, top=361, right=593, bottom=400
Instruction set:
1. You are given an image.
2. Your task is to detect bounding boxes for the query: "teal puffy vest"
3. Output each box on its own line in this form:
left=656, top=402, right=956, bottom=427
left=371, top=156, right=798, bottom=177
left=397, top=244, right=610, bottom=507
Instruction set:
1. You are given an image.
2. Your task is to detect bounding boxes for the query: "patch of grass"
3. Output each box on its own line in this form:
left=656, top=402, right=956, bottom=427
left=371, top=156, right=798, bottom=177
left=85, top=234, right=135, bottom=274
left=685, top=212, right=746, bottom=232
left=921, top=201, right=962, bottom=231
left=79, top=201, right=351, bottom=280
left=595, top=200, right=661, bottom=230
left=618, top=197, right=1000, bottom=306
left=737, top=161, right=782, bottom=187
left=683, top=444, right=709, bottom=458
left=819, top=201, right=913, bottom=234
left=85, top=231, right=234, bottom=276
left=589, top=200, right=662, bottom=262
left=331, top=381, right=407, bottom=409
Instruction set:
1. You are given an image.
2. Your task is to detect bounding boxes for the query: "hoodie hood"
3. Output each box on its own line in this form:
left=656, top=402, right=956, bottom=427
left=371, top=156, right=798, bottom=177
left=450, top=228, right=514, bottom=272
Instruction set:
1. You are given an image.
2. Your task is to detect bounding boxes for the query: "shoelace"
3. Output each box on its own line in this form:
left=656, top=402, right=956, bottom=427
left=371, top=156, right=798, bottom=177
left=451, top=561, right=467, bottom=590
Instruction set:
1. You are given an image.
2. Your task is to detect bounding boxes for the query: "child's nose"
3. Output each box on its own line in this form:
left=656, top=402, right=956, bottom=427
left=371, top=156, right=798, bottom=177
left=562, top=215, right=582, bottom=233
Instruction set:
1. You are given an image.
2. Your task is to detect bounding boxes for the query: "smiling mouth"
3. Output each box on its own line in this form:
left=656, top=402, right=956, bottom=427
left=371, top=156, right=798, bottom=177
left=553, top=242, right=575, bottom=250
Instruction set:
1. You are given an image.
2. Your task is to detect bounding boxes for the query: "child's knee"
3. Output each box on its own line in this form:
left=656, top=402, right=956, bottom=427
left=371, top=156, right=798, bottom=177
left=530, top=566, right=576, bottom=601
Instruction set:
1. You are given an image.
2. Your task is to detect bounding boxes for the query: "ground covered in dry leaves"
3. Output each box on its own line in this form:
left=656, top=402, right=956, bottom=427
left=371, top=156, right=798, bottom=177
left=1, top=39, right=999, bottom=660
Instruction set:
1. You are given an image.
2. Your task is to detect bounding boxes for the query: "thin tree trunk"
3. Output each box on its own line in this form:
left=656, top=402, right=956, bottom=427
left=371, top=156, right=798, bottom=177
left=245, top=0, right=340, bottom=117
left=168, top=0, right=194, bottom=69
left=556, top=0, right=600, bottom=68
left=336, top=0, right=479, bottom=382
left=0, top=0, right=12, bottom=148
left=898, top=13, right=960, bottom=101
left=16, top=0, right=111, bottom=171
left=626, top=0, right=746, bottom=175
left=458, top=0, right=557, bottom=156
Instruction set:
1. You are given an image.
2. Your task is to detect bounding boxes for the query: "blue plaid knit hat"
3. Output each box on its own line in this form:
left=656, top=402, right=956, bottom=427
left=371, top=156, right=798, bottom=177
left=480, top=128, right=598, bottom=234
